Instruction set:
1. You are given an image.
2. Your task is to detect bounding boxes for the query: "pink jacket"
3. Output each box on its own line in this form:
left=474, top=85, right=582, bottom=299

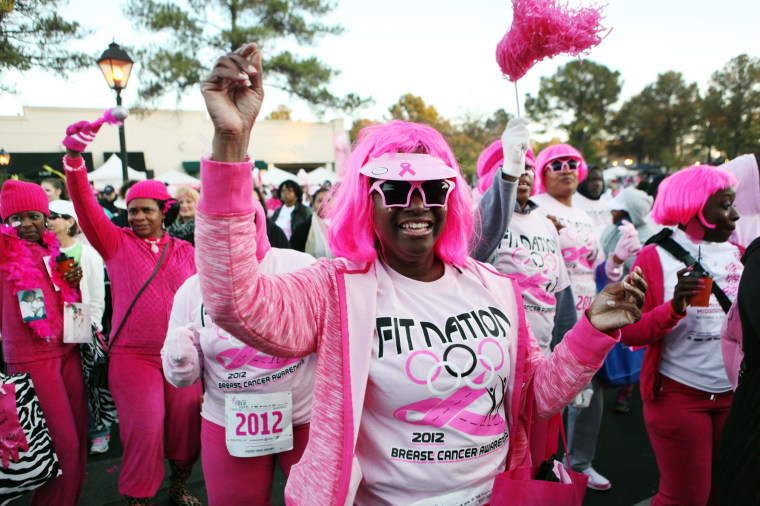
left=66, top=158, right=196, bottom=354
left=195, top=159, right=620, bottom=505
left=0, top=233, right=75, bottom=362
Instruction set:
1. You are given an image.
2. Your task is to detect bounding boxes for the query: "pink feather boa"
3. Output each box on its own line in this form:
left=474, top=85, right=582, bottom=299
left=1, top=225, right=79, bottom=340
left=496, top=0, right=609, bottom=82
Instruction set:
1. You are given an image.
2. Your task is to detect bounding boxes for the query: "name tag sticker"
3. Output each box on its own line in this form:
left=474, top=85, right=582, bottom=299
left=225, top=391, right=293, bottom=457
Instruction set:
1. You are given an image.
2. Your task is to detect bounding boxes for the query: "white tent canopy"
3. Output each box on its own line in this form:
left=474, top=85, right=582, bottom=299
left=260, top=166, right=297, bottom=186
left=305, top=167, right=339, bottom=185
left=159, top=170, right=200, bottom=185
left=87, top=154, right=146, bottom=188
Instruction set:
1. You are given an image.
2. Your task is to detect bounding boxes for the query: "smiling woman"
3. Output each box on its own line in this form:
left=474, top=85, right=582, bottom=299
left=193, top=42, right=648, bottom=505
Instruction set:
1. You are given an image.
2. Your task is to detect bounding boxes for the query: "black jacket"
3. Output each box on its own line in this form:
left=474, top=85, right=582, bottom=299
left=271, top=202, right=312, bottom=237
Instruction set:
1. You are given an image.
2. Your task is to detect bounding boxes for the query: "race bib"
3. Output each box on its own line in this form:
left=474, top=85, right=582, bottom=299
left=225, top=391, right=293, bottom=457
left=63, top=303, right=91, bottom=343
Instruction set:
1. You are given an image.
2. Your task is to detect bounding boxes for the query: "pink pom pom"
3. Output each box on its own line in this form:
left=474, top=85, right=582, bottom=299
left=496, top=0, right=610, bottom=82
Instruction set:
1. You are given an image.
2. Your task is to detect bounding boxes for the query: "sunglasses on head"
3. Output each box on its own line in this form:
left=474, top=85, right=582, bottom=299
left=546, top=157, right=581, bottom=173
left=369, top=179, right=456, bottom=208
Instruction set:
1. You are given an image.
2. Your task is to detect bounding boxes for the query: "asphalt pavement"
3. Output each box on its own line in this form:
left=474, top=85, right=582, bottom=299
left=9, top=386, right=657, bottom=505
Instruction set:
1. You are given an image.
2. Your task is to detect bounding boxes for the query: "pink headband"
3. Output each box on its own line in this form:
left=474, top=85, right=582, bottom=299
left=360, top=153, right=457, bottom=181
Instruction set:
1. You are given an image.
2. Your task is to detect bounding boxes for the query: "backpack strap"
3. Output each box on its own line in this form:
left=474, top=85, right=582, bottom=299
left=646, top=229, right=732, bottom=314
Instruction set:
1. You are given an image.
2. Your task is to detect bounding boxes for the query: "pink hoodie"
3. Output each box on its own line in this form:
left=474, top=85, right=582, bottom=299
left=720, top=154, right=760, bottom=248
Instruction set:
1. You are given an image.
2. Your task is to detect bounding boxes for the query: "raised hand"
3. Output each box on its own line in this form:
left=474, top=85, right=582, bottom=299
left=501, top=118, right=531, bottom=179
left=201, top=42, right=264, bottom=162
left=587, top=266, right=647, bottom=333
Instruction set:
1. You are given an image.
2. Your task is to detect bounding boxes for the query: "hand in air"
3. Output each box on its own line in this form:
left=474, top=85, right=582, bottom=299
left=587, top=266, right=647, bottom=333
left=201, top=42, right=264, bottom=162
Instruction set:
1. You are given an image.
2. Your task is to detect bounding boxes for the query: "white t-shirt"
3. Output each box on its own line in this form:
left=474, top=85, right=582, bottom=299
left=274, top=204, right=295, bottom=239
left=493, top=208, right=570, bottom=355
left=355, top=260, right=515, bottom=506
left=532, top=193, right=606, bottom=319
left=167, top=249, right=317, bottom=427
left=657, top=228, right=743, bottom=393
left=572, top=192, right=612, bottom=234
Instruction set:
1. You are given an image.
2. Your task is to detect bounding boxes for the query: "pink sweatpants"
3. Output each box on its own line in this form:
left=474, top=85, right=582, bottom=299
left=644, top=376, right=732, bottom=506
left=7, top=348, right=88, bottom=506
left=109, top=353, right=202, bottom=498
left=201, top=418, right=310, bottom=506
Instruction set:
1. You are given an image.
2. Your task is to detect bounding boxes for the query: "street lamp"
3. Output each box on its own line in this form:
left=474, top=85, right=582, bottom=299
left=0, top=149, right=9, bottom=181
left=97, top=42, right=134, bottom=184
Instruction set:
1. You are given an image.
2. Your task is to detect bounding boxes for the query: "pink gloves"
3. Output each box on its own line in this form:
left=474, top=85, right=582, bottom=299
left=62, top=107, right=127, bottom=152
left=0, top=384, right=30, bottom=469
left=501, top=118, right=531, bottom=178
left=614, top=222, right=642, bottom=262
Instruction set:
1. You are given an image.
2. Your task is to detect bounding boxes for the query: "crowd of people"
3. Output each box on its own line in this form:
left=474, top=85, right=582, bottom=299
left=0, top=41, right=758, bottom=506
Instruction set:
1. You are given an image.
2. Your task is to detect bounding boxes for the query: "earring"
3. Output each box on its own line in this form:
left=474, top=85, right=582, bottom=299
left=386, top=207, right=392, bottom=213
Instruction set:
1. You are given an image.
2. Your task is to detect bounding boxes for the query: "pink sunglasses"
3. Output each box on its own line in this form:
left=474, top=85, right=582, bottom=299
left=369, top=179, right=456, bottom=208
left=545, top=157, right=581, bottom=173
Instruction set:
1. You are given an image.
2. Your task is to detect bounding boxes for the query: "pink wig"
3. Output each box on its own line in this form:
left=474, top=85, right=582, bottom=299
left=533, top=143, right=588, bottom=194
left=476, top=140, right=535, bottom=195
left=327, top=121, right=473, bottom=266
left=651, top=165, right=738, bottom=228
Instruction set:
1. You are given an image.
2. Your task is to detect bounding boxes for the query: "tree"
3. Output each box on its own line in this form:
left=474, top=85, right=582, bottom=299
left=124, top=0, right=367, bottom=111
left=699, top=54, right=760, bottom=159
left=388, top=93, right=451, bottom=134
left=266, top=104, right=292, bottom=120
left=609, top=71, right=701, bottom=168
left=524, top=60, right=621, bottom=160
left=0, top=0, right=91, bottom=91
left=349, top=118, right=379, bottom=144
left=448, top=109, right=514, bottom=176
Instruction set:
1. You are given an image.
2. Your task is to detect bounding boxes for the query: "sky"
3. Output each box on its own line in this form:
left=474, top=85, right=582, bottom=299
left=1, top=0, right=758, bottom=140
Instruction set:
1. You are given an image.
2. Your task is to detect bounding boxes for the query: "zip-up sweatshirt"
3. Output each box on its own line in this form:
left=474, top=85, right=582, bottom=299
left=65, top=157, right=196, bottom=354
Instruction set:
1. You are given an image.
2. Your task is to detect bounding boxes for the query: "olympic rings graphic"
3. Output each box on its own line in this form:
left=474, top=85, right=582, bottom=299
left=405, top=340, right=506, bottom=395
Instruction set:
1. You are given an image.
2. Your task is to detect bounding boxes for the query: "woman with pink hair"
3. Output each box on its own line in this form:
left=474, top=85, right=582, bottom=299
left=193, top=42, right=647, bottom=505
left=621, top=165, right=742, bottom=505
left=472, top=129, right=578, bottom=466
left=532, top=143, right=640, bottom=491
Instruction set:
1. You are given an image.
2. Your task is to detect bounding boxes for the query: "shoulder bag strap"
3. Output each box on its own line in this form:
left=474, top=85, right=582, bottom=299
left=105, top=241, right=170, bottom=353
left=647, top=232, right=732, bottom=314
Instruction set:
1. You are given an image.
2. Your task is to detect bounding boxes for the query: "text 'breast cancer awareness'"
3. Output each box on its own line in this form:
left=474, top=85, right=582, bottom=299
left=399, top=162, right=415, bottom=177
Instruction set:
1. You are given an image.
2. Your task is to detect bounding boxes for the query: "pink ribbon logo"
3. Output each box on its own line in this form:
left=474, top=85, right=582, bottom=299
left=399, top=162, right=415, bottom=177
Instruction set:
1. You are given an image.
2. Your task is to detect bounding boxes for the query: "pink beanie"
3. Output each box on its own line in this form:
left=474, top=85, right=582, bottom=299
left=126, top=180, right=172, bottom=206
left=1, top=180, right=50, bottom=221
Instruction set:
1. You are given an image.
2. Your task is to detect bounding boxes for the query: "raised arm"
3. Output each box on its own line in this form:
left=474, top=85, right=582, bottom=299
left=471, top=170, right=516, bottom=262
left=64, top=153, right=123, bottom=260
left=196, top=42, right=339, bottom=358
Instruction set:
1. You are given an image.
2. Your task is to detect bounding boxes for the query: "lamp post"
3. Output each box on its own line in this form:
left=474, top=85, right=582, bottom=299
left=97, top=42, right=134, bottom=184
left=0, top=149, right=10, bottom=182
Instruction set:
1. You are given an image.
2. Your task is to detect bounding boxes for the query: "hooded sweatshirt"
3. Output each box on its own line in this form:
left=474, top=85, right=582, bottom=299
left=720, top=154, right=760, bottom=248
left=600, top=188, right=656, bottom=275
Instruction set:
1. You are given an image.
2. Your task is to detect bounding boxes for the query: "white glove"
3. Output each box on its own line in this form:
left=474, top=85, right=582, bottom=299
left=501, top=118, right=531, bottom=179
left=164, top=326, right=197, bottom=372
left=572, top=387, right=594, bottom=409
left=614, top=222, right=642, bottom=262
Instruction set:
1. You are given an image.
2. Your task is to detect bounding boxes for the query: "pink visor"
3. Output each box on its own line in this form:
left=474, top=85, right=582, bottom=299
left=360, top=153, right=458, bottom=181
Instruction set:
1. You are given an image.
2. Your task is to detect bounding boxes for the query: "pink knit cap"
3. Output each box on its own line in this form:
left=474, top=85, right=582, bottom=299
left=126, top=180, right=172, bottom=206
left=0, top=180, right=50, bottom=221
left=533, top=143, right=588, bottom=194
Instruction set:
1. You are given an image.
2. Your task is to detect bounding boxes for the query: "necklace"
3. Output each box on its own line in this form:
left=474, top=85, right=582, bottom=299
left=143, top=236, right=161, bottom=253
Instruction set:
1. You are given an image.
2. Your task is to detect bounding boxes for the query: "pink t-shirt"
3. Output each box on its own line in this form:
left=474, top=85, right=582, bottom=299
left=493, top=209, right=570, bottom=355
left=355, top=260, right=514, bottom=506
left=167, top=249, right=317, bottom=427
left=532, top=193, right=606, bottom=319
